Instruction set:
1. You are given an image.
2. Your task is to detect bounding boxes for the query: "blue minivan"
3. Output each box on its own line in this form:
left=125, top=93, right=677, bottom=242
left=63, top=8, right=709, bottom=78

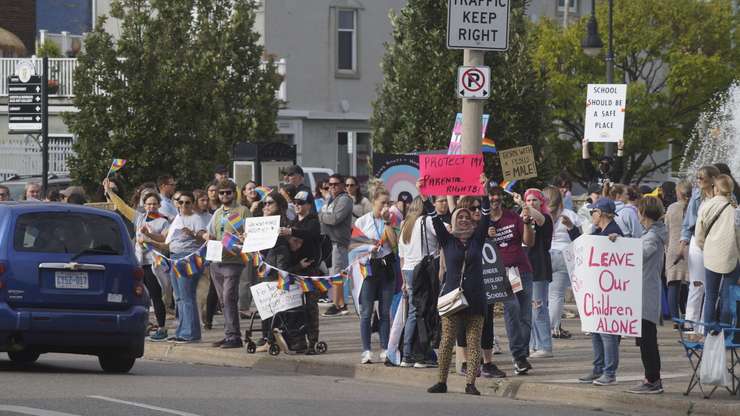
left=0, top=202, right=149, bottom=373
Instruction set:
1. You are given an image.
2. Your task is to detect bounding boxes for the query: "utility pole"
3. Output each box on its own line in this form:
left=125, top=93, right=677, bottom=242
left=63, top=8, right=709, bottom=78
left=41, top=56, right=49, bottom=196
left=563, top=0, right=570, bottom=28
left=604, top=0, right=615, bottom=157
left=461, top=49, right=485, bottom=155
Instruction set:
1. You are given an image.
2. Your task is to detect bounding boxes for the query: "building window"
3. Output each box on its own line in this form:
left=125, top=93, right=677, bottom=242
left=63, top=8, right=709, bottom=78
left=336, top=9, right=357, bottom=73
left=337, top=131, right=371, bottom=181
left=557, top=0, right=577, bottom=11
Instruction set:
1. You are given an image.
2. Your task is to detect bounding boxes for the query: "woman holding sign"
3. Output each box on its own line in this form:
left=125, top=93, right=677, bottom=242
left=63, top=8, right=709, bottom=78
left=579, top=198, right=623, bottom=386
left=423, top=174, right=491, bottom=396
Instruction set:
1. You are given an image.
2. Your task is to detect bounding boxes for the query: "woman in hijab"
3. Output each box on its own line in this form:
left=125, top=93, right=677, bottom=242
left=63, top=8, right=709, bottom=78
left=422, top=174, right=491, bottom=396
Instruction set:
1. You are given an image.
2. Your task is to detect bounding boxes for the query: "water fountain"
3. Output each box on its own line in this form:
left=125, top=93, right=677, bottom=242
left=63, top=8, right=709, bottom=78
left=680, top=82, right=740, bottom=177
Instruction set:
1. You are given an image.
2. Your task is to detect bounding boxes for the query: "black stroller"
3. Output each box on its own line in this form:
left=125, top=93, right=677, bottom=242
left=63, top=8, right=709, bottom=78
left=245, top=299, right=328, bottom=356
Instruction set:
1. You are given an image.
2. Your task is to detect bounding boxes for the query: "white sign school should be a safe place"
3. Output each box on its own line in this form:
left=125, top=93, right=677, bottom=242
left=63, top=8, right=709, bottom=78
left=584, top=84, right=627, bottom=143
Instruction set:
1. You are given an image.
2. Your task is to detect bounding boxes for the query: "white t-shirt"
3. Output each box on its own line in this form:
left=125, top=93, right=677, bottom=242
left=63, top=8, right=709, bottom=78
left=134, top=213, right=169, bottom=266
left=355, top=212, right=393, bottom=259
left=166, top=213, right=207, bottom=254
left=550, top=208, right=583, bottom=252
left=399, top=216, right=440, bottom=271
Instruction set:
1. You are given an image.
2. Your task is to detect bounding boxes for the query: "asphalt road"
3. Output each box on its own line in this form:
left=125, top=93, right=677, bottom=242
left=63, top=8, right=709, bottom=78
left=0, top=354, right=621, bottom=416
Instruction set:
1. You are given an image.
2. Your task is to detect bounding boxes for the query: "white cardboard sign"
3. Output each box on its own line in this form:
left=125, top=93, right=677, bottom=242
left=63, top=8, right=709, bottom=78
left=571, top=235, right=643, bottom=337
left=584, top=83, right=627, bottom=143
left=250, top=281, right=304, bottom=319
left=241, top=215, right=281, bottom=253
left=205, top=240, right=223, bottom=262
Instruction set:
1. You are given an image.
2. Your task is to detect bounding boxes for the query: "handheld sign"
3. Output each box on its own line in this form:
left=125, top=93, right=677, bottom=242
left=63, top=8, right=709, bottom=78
left=250, top=281, right=304, bottom=319
left=481, top=239, right=510, bottom=303
left=498, top=145, right=537, bottom=182
left=571, top=235, right=643, bottom=337
left=584, top=84, right=627, bottom=143
left=241, top=215, right=281, bottom=253
left=419, top=154, right=484, bottom=196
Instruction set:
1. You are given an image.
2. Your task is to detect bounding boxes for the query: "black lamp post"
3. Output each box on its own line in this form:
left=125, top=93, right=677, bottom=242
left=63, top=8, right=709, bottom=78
left=582, top=0, right=615, bottom=156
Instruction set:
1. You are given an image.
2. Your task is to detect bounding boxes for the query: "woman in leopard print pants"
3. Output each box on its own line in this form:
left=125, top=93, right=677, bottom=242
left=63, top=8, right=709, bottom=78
left=421, top=174, right=490, bottom=395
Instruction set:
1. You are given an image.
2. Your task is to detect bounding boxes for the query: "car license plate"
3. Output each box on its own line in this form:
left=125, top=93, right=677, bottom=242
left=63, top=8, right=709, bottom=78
left=55, top=271, right=89, bottom=289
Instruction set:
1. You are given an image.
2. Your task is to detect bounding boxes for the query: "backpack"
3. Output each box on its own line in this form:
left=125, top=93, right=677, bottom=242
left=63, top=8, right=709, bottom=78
left=411, top=216, right=441, bottom=350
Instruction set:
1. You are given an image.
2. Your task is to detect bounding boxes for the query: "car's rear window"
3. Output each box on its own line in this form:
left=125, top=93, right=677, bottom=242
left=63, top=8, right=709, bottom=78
left=13, top=212, right=125, bottom=254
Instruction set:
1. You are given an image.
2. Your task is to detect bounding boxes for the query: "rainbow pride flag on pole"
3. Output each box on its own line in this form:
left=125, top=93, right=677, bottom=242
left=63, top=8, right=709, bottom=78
left=227, top=212, right=244, bottom=230
left=481, top=137, right=496, bottom=154
left=106, top=158, right=127, bottom=177
left=254, top=186, right=272, bottom=200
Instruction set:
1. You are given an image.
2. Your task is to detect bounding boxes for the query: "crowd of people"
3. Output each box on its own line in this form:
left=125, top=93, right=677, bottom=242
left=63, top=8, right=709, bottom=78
left=3, top=140, right=739, bottom=398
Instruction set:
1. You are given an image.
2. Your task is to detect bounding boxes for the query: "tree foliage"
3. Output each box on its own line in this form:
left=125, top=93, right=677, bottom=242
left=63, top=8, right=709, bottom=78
left=65, top=0, right=280, bottom=194
left=371, top=0, right=551, bottom=182
left=531, top=0, right=739, bottom=183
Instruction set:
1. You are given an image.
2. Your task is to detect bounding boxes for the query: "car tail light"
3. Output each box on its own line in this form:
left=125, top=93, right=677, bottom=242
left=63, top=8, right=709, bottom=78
left=0, top=262, right=6, bottom=289
left=133, top=267, right=145, bottom=281
left=134, top=283, right=145, bottom=297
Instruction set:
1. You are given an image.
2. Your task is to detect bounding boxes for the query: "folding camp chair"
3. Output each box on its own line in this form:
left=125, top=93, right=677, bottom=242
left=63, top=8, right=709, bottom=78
left=674, top=282, right=740, bottom=398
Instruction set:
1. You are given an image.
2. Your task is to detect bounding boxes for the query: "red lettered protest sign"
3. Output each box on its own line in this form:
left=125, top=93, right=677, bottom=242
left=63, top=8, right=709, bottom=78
left=571, top=235, right=643, bottom=337
left=419, top=154, right=484, bottom=196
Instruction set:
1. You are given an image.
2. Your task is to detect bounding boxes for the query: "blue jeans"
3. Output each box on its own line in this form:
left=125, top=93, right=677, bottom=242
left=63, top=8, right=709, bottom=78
left=592, top=333, right=619, bottom=377
left=530, top=280, right=552, bottom=352
left=359, top=265, right=395, bottom=351
left=401, top=269, right=417, bottom=357
left=703, top=264, right=739, bottom=334
left=503, top=270, right=533, bottom=361
left=170, top=252, right=203, bottom=341
left=548, top=250, right=571, bottom=331
left=667, top=281, right=684, bottom=321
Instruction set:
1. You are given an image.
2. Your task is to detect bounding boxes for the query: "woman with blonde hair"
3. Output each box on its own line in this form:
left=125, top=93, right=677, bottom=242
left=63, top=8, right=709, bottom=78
left=679, top=165, right=721, bottom=335
left=695, top=174, right=740, bottom=333
left=543, top=186, right=581, bottom=340
left=398, top=197, right=439, bottom=367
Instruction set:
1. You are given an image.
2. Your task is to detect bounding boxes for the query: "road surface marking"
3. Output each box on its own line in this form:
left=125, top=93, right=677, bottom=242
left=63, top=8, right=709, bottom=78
left=87, top=396, right=202, bottom=416
left=0, top=406, right=81, bottom=416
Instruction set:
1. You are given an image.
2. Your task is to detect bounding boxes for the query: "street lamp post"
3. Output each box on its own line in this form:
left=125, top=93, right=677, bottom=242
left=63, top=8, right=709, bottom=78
left=582, top=0, right=615, bottom=157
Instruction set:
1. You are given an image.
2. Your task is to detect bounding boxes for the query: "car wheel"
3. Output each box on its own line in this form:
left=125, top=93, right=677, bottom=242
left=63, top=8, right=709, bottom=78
left=98, top=353, right=136, bottom=373
left=7, top=351, right=41, bottom=364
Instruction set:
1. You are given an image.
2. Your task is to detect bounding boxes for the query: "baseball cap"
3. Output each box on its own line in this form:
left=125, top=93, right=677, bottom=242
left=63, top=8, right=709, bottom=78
left=397, top=191, right=413, bottom=204
left=214, top=165, right=228, bottom=174
left=293, top=190, right=310, bottom=203
left=60, top=186, right=85, bottom=197
left=587, top=198, right=616, bottom=215
left=285, top=165, right=304, bottom=177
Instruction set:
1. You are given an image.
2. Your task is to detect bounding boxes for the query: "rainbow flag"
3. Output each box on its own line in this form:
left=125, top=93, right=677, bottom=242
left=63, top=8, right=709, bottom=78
left=192, top=254, right=204, bottom=272
left=481, top=137, right=496, bottom=154
left=298, top=277, right=310, bottom=293
left=221, top=232, right=241, bottom=253
left=110, top=158, right=127, bottom=172
left=500, top=180, right=518, bottom=193
left=226, top=211, right=244, bottom=230
left=153, top=254, right=170, bottom=272
left=358, top=261, right=371, bottom=279
left=240, top=251, right=251, bottom=266
left=254, top=186, right=271, bottom=200
left=183, top=258, right=195, bottom=277
left=146, top=211, right=165, bottom=222
left=313, top=279, right=331, bottom=293
left=277, top=275, right=286, bottom=290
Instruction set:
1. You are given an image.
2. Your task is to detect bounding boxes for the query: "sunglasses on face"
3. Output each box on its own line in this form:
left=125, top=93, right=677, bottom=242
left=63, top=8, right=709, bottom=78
left=219, top=190, right=233, bottom=195
left=180, top=200, right=193, bottom=205
left=263, top=200, right=276, bottom=206
left=293, top=200, right=308, bottom=205
left=471, top=205, right=481, bottom=211
left=328, top=182, right=341, bottom=187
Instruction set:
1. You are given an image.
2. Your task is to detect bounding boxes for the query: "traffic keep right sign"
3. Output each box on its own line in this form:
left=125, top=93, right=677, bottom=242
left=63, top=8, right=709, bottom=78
left=447, top=0, right=510, bottom=51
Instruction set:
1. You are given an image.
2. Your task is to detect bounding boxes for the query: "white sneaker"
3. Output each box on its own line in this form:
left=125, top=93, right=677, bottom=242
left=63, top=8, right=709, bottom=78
left=492, top=335, right=503, bottom=354
left=530, top=350, right=554, bottom=358
left=379, top=350, right=388, bottom=362
left=361, top=350, right=373, bottom=364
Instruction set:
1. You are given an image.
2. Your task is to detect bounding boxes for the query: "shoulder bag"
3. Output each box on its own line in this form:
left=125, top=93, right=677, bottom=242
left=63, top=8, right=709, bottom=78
left=437, top=249, right=469, bottom=317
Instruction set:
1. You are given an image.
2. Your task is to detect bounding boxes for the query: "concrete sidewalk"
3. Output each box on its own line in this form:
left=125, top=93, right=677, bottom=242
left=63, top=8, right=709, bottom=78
left=143, top=308, right=739, bottom=416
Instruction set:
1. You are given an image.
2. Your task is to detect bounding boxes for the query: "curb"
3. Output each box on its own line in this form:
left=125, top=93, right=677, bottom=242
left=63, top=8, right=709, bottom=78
left=143, top=343, right=739, bottom=416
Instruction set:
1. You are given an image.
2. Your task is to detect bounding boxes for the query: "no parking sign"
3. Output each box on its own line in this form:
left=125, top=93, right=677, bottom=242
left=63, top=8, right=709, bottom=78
left=457, top=65, right=490, bottom=99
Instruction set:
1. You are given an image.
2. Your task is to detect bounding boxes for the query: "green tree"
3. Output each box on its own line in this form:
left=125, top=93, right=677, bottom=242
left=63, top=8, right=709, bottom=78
left=371, top=0, right=551, bottom=182
left=531, top=0, right=739, bottom=183
left=65, top=0, right=281, bottom=194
